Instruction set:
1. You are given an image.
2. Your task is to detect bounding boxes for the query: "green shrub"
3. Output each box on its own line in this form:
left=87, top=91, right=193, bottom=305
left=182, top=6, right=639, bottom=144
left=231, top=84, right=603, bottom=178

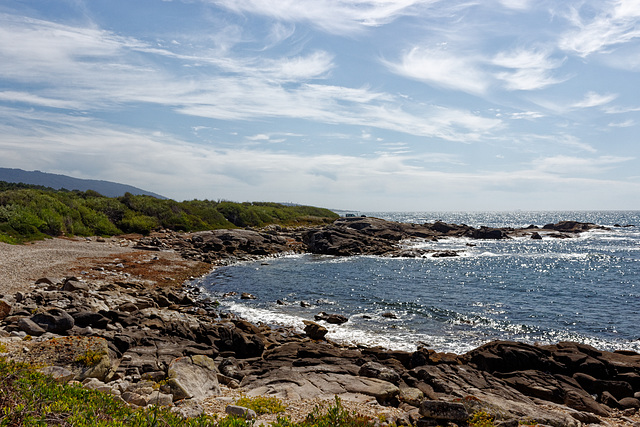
left=119, top=211, right=159, bottom=235
left=0, top=181, right=338, bottom=242
left=271, top=396, right=375, bottom=427
left=468, top=410, right=495, bottom=427
left=235, top=396, right=286, bottom=415
left=74, top=349, right=106, bottom=367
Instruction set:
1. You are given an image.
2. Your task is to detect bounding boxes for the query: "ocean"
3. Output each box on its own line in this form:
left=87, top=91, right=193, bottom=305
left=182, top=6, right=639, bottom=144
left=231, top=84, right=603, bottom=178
left=197, top=211, right=640, bottom=354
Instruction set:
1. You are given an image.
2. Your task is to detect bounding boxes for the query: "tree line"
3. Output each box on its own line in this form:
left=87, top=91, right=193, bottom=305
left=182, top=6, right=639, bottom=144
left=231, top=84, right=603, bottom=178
left=0, top=181, right=339, bottom=243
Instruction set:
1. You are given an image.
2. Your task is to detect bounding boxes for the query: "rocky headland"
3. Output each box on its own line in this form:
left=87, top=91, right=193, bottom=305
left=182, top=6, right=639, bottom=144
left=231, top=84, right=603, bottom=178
left=1, top=217, right=638, bottom=426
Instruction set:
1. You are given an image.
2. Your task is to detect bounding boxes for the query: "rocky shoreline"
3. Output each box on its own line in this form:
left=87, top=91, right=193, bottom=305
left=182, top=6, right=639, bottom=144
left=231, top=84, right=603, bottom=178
left=1, top=217, right=638, bottom=426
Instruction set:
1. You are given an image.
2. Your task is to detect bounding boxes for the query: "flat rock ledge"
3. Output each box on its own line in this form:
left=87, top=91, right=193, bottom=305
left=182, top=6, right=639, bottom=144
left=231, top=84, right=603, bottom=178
left=1, top=273, right=638, bottom=426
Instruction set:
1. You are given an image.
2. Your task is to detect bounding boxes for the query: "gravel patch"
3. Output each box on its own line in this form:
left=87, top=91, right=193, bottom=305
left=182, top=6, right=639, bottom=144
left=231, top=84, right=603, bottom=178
left=0, top=237, right=139, bottom=296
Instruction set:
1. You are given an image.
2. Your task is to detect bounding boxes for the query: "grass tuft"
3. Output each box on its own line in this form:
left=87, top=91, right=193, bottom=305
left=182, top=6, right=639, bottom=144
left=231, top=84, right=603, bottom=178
left=235, top=396, right=286, bottom=415
left=74, top=349, right=105, bottom=367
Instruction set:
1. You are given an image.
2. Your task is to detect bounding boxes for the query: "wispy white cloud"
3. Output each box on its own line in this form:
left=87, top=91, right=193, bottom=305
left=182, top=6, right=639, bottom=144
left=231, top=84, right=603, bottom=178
left=388, top=42, right=569, bottom=95
left=1, top=105, right=637, bottom=210
left=533, top=155, right=634, bottom=175
left=0, top=13, right=500, bottom=142
left=608, top=119, right=635, bottom=127
left=603, top=104, right=640, bottom=114
left=559, top=0, right=640, bottom=57
left=2, top=2, right=640, bottom=210
left=385, top=47, right=489, bottom=94
left=0, top=91, right=82, bottom=109
left=492, top=48, right=566, bottom=90
left=498, top=0, right=532, bottom=10
left=571, top=91, right=618, bottom=108
left=207, top=0, right=435, bottom=34
left=555, top=134, right=598, bottom=153
left=507, top=111, right=545, bottom=120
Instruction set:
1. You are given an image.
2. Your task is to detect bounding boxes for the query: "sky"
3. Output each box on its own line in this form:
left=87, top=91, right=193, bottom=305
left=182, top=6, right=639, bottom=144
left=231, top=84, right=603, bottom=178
left=1, top=0, right=640, bottom=211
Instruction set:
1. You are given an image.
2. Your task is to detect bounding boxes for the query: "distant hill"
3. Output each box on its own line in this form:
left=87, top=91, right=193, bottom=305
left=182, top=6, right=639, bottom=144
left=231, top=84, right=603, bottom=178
left=0, top=168, right=166, bottom=199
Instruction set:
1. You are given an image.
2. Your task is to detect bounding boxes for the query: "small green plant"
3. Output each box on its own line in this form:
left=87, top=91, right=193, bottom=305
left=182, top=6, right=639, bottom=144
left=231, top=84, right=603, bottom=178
left=75, top=349, right=105, bottom=367
left=468, top=410, right=495, bottom=427
left=0, top=342, right=6, bottom=353
left=271, top=396, right=375, bottom=427
left=235, top=395, right=287, bottom=415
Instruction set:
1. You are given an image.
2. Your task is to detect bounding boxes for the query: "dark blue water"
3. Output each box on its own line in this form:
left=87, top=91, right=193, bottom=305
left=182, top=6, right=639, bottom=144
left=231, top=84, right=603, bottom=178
left=198, top=211, right=640, bottom=354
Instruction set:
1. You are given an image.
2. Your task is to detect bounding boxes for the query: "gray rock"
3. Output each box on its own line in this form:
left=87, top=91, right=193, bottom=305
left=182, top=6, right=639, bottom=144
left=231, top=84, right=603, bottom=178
left=167, top=355, right=221, bottom=401
left=35, top=277, right=56, bottom=286
left=220, top=357, right=243, bottom=380
left=419, top=400, right=468, bottom=421
left=171, top=400, right=204, bottom=418
left=495, top=420, right=519, bottom=427
left=146, top=392, right=174, bottom=407
left=72, top=311, right=110, bottom=329
left=63, top=280, right=89, bottom=292
left=39, top=366, right=74, bottom=383
left=31, top=308, right=74, bottom=333
left=359, top=361, right=401, bottom=384
left=122, top=391, right=147, bottom=406
left=17, top=317, right=46, bottom=336
left=82, top=378, right=113, bottom=393
left=225, top=405, right=257, bottom=419
left=398, top=386, right=424, bottom=407
left=239, top=363, right=398, bottom=403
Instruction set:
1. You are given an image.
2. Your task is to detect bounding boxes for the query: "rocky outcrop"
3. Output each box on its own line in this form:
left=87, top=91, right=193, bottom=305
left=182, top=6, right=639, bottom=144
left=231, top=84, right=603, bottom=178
left=301, top=217, right=607, bottom=257
left=129, top=217, right=608, bottom=261
left=136, top=228, right=305, bottom=264
left=1, top=272, right=638, bottom=425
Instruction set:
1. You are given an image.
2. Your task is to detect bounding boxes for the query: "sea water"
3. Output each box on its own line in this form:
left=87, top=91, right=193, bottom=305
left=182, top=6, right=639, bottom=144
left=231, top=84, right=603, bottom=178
left=198, top=211, right=640, bottom=354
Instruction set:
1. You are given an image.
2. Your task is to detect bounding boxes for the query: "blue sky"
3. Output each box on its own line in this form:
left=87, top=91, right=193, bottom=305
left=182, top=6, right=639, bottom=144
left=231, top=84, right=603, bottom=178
left=1, top=0, right=639, bottom=211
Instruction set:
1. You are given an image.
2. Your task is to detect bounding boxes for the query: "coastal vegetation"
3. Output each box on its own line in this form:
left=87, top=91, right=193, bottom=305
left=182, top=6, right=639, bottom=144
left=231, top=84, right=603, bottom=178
left=0, top=357, right=391, bottom=426
left=0, top=181, right=339, bottom=243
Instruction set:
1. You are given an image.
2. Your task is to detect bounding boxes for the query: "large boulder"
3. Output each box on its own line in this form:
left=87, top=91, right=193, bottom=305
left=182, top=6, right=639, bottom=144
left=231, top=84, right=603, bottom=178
left=31, top=308, right=75, bottom=334
left=17, top=317, right=46, bottom=336
left=420, top=400, right=469, bottom=422
left=359, top=361, right=401, bottom=384
left=167, top=355, right=221, bottom=401
left=72, top=311, right=110, bottom=329
left=213, top=323, right=265, bottom=358
left=464, top=341, right=563, bottom=374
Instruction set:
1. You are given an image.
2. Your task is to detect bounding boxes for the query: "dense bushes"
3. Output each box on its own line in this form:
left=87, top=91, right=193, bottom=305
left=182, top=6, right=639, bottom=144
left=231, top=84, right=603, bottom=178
left=0, top=182, right=339, bottom=242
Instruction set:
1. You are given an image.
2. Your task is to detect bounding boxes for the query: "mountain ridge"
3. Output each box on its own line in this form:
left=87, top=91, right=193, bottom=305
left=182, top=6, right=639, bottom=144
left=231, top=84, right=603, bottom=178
left=0, top=167, right=166, bottom=199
